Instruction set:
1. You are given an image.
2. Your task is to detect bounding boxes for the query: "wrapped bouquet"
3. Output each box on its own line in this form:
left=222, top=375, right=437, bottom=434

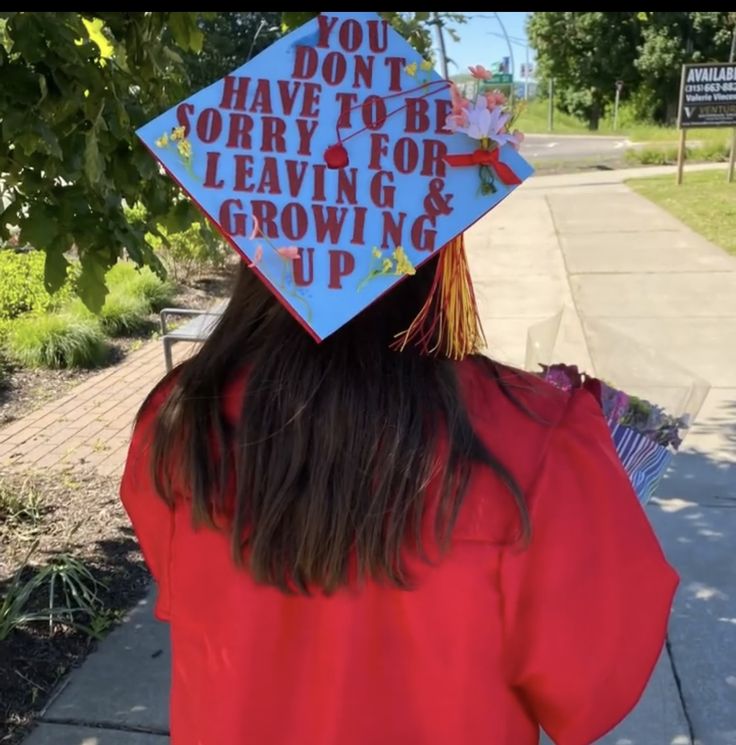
left=526, top=310, right=710, bottom=504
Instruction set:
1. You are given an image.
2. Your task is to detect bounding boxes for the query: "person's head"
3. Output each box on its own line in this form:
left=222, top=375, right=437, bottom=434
left=149, top=253, right=527, bottom=594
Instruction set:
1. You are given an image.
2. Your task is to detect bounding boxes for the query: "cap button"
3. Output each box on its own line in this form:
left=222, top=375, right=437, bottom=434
left=324, top=144, right=349, bottom=169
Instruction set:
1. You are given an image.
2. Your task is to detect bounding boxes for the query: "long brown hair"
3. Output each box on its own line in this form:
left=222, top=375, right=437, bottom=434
left=148, top=255, right=528, bottom=594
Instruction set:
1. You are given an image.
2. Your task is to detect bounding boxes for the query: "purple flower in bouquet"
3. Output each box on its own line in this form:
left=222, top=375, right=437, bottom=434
left=540, top=363, right=583, bottom=392
left=601, top=384, right=630, bottom=424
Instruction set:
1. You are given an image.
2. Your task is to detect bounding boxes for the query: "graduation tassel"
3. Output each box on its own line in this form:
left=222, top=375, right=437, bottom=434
left=391, top=233, right=486, bottom=360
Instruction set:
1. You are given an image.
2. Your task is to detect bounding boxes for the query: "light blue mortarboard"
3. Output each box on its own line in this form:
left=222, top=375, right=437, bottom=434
left=137, top=11, right=533, bottom=342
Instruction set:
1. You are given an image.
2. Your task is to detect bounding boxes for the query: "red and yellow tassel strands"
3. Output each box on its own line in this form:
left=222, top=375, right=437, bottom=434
left=391, top=233, right=486, bottom=360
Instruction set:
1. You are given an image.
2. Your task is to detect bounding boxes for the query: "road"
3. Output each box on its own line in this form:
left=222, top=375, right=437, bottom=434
left=520, top=133, right=630, bottom=161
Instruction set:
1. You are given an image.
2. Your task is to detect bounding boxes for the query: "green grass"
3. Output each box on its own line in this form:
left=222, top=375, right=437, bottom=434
left=517, top=99, right=595, bottom=135
left=627, top=170, right=736, bottom=256
left=519, top=99, right=731, bottom=148
left=4, top=313, right=110, bottom=369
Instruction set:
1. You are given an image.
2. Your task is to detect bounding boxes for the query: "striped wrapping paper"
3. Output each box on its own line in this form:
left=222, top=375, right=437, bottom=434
left=608, top=421, right=673, bottom=504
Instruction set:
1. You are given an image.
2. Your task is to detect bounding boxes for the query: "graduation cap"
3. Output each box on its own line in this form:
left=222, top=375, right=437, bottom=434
left=137, top=11, right=533, bottom=358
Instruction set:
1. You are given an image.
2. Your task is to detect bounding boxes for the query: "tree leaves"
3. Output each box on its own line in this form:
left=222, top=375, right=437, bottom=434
left=84, top=130, right=103, bottom=186
left=77, top=252, right=109, bottom=313
left=178, top=12, right=282, bottom=90
left=44, top=246, right=70, bottom=294
left=0, top=12, right=203, bottom=308
left=169, top=12, right=204, bottom=53
left=529, top=12, right=736, bottom=126
left=19, top=203, right=58, bottom=251
left=80, top=17, right=114, bottom=63
left=281, top=12, right=315, bottom=32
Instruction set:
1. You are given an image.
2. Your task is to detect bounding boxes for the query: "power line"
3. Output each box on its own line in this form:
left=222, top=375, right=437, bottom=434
left=486, top=31, right=530, bottom=48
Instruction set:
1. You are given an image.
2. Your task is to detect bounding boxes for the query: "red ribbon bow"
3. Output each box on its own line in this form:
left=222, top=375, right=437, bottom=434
left=444, top=148, right=521, bottom=186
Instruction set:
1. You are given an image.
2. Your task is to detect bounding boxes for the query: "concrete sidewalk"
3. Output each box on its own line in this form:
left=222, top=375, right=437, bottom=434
left=18, top=164, right=736, bottom=744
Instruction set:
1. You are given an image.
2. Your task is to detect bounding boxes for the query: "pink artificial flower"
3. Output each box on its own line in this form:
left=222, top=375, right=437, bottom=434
left=248, top=215, right=261, bottom=240
left=485, top=89, right=507, bottom=109
left=247, top=244, right=263, bottom=268
left=450, top=82, right=470, bottom=114
left=276, top=246, right=301, bottom=260
left=468, top=64, right=492, bottom=80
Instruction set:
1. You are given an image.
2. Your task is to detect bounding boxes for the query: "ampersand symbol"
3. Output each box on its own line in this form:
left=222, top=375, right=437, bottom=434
left=423, top=178, right=454, bottom=220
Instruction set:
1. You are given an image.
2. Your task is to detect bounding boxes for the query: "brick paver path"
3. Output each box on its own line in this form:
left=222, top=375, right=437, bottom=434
left=0, top=338, right=191, bottom=477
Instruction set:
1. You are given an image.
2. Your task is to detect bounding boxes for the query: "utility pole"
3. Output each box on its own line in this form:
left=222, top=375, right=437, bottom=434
left=548, top=78, right=554, bottom=132
left=728, top=23, right=736, bottom=183
left=432, top=12, right=449, bottom=80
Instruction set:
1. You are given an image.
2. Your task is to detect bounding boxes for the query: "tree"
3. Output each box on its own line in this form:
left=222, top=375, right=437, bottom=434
left=179, top=12, right=282, bottom=90
left=527, top=12, right=641, bottom=129
left=528, top=12, right=736, bottom=128
left=0, top=12, right=205, bottom=309
left=635, top=12, right=735, bottom=122
left=427, top=12, right=468, bottom=79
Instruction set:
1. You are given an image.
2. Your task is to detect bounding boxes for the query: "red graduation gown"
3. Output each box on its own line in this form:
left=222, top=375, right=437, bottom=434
left=121, top=360, right=677, bottom=745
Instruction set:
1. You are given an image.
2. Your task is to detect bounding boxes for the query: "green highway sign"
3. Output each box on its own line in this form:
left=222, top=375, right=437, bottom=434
left=488, top=73, right=513, bottom=85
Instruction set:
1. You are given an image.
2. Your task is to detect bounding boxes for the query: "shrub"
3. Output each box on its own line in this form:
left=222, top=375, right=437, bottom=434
left=99, top=294, right=152, bottom=337
left=625, top=145, right=682, bottom=166
left=0, top=351, right=9, bottom=388
left=66, top=260, right=173, bottom=340
left=0, top=538, right=108, bottom=641
left=0, top=250, right=77, bottom=321
left=699, top=141, right=729, bottom=162
left=106, top=261, right=175, bottom=312
left=125, top=204, right=227, bottom=282
left=626, top=141, right=729, bottom=166
left=154, top=222, right=227, bottom=282
left=69, top=294, right=151, bottom=338
left=4, top=313, right=109, bottom=369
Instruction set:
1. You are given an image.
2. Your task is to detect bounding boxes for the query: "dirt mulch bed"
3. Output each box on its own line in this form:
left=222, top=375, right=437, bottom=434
left=0, top=268, right=235, bottom=428
left=0, top=266, right=236, bottom=743
left=0, top=468, right=152, bottom=745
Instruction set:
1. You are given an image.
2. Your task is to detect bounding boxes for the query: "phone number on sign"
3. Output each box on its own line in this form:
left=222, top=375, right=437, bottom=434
left=686, top=82, right=736, bottom=94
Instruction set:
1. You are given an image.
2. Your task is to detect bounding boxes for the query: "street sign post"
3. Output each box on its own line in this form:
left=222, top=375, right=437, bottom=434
left=489, top=73, right=513, bottom=85
left=676, top=62, right=736, bottom=184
